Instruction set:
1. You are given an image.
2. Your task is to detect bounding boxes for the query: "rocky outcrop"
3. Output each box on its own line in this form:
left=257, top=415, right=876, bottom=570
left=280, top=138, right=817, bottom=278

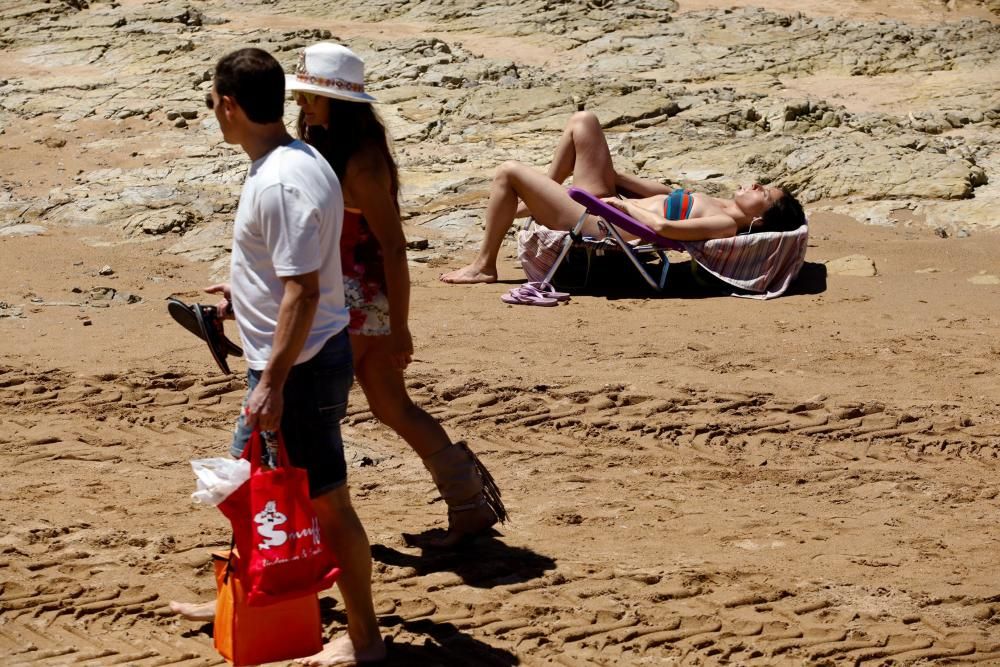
left=0, top=0, right=997, bottom=256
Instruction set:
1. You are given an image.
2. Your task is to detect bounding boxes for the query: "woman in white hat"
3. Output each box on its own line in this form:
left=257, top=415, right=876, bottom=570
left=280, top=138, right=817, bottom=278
left=286, top=43, right=507, bottom=549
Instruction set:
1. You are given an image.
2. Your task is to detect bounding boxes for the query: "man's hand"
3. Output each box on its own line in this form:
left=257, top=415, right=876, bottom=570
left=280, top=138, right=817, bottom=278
left=205, top=283, right=234, bottom=320
left=389, top=326, right=414, bottom=370
left=244, top=377, right=283, bottom=432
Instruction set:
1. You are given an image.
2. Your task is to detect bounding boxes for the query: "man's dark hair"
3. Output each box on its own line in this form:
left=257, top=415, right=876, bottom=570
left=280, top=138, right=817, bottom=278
left=761, top=187, right=806, bottom=232
left=214, top=48, right=285, bottom=124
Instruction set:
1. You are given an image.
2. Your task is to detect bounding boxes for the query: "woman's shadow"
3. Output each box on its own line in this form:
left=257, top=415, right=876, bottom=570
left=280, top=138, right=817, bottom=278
left=372, top=530, right=556, bottom=590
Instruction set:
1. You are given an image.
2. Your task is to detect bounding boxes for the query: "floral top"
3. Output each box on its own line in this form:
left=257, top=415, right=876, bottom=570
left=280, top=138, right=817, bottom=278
left=340, top=208, right=390, bottom=336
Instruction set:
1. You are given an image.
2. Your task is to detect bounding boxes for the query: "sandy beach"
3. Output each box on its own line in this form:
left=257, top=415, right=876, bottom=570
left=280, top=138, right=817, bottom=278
left=2, top=0, right=999, bottom=665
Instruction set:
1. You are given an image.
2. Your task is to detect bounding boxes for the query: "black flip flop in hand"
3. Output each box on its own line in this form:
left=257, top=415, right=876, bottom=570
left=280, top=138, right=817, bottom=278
left=167, top=297, right=243, bottom=375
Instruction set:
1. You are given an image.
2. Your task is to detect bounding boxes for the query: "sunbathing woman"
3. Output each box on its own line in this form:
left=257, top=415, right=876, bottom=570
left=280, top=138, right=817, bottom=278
left=440, top=111, right=806, bottom=284
left=289, top=43, right=505, bottom=545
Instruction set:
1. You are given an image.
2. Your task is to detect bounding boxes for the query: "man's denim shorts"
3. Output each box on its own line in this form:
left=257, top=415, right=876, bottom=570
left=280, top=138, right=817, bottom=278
left=230, top=330, right=353, bottom=498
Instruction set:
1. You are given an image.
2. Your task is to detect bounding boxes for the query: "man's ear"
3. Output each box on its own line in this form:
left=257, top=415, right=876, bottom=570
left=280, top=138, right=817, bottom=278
left=219, top=95, right=243, bottom=123
left=219, top=94, right=239, bottom=120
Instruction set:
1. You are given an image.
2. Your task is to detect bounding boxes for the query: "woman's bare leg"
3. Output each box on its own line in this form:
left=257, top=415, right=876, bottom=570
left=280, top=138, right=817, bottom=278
left=554, top=111, right=671, bottom=197
left=440, top=160, right=602, bottom=284
left=441, top=111, right=620, bottom=284
left=514, top=111, right=617, bottom=217
left=547, top=111, right=617, bottom=192
left=351, top=335, right=498, bottom=543
left=351, top=335, right=449, bottom=459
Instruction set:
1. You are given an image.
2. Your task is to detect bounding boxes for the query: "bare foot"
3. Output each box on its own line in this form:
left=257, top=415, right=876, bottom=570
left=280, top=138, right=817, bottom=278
left=295, top=634, right=386, bottom=666
left=439, top=265, right=498, bottom=284
left=168, top=600, right=216, bottom=621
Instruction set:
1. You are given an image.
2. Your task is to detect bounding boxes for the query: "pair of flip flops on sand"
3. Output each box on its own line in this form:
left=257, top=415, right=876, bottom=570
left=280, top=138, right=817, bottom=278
left=167, top=297, right=243, bottom=374
left=501, top=282, right=570, bottom=307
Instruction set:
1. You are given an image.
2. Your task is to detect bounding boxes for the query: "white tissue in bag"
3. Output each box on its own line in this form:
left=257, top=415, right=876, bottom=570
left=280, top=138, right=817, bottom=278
left=190, top=458, right=251, bottom=506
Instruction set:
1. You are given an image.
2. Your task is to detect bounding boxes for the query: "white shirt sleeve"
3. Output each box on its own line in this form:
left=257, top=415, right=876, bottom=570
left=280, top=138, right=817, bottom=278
left=255, top=183, right=323, bottom=277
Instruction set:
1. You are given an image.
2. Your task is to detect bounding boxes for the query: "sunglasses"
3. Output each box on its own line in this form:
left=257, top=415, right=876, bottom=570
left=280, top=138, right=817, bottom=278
left=205, top=91, right=215, bottom=110
left=292, top=91, right=319, bottom=105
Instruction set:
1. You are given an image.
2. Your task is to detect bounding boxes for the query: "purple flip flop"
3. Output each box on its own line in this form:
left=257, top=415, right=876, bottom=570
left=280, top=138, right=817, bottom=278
left=524, top=281, right=570, bottom=301
left=500, top=282, right=569, bottom=307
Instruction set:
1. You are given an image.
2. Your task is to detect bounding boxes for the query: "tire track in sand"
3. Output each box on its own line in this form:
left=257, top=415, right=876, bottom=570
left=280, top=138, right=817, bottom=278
left=4, top=363, right=999, bottom=664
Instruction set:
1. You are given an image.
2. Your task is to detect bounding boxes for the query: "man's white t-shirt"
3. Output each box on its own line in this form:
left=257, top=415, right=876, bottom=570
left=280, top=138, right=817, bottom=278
left=230, top=140, right=348, bottom=370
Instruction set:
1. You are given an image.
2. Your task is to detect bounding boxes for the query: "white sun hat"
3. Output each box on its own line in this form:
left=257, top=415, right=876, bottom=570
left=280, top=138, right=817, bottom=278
left=285, top=42, right=376, bottom=104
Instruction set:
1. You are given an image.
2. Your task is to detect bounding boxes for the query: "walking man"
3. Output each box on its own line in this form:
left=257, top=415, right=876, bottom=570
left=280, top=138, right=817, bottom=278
left=174, top=47, right=385, bottom=665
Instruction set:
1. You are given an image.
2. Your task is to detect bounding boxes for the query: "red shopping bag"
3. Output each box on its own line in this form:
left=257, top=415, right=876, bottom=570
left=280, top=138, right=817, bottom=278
left=220, top=428, right=340, bottom=607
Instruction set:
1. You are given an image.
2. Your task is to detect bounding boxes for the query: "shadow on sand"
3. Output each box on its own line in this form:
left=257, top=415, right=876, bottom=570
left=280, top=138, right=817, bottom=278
left=552, top=258, right=828, bottom=300
left=372, top=532, right=556, bottom=589
left=317, top=596, right=519, bottom=666
left=315, top=535, right=556, bottom=665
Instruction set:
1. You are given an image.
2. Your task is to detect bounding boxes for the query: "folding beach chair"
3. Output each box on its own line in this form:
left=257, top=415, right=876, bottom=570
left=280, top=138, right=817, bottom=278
left=516, top=189, right=674, bottom=295
left=568, top=187, right=681, bottom=290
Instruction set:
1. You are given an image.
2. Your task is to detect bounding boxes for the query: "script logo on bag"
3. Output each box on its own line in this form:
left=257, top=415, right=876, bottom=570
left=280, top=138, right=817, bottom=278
left=254, top=500, right=325, bottom=551
left=235, top=429, right=341, bottom=606
left=254, top=500, right=288, bottom=549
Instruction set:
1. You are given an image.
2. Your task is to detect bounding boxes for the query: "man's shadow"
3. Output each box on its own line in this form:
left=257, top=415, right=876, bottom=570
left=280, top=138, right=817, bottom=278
left=320, top=597, right=519, bottom=665
left=371, top=531, right=556, bottom=589
left=322, top=532, right=554, bottom=666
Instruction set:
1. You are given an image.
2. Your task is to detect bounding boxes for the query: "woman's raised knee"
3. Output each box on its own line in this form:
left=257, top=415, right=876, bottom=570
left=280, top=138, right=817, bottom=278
left=494, top=160, right=525, bottom=183
left=569, top=110, right=601, bottom=132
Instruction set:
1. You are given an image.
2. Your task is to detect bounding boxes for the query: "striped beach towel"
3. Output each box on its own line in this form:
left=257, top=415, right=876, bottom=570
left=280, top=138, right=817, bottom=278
left=682, top=223, right=809, bottom=300
left=517, top=225, right=572, bottom=284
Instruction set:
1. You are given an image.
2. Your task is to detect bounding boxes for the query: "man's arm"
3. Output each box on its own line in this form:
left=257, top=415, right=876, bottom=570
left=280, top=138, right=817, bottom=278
left=245, top=270, right=320, bottom=431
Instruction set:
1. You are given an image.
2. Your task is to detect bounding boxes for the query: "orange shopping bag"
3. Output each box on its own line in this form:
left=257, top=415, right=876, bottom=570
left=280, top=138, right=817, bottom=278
left=212, top=550, right=324, bottom=666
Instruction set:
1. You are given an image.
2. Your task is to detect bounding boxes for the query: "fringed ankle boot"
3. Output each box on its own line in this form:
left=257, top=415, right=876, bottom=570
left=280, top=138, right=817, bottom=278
left=422, top=440, right=508, bottom=547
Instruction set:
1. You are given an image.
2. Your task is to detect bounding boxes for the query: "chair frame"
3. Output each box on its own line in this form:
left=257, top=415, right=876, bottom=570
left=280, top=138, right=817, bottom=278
left=526, top=210, right=671, bottom=292
left=556, top=187, right=676, bottom=291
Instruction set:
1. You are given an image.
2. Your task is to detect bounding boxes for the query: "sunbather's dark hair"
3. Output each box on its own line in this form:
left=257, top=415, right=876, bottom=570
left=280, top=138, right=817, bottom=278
left=760, top=188, right=806, bottom=232
left=213, top=49, right=284, bottom=124
left=297, top=101, right=400, bottom=212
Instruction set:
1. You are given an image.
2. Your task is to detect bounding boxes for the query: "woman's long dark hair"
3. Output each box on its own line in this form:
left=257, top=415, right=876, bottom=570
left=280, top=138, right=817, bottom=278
left=297, top=98, right=400, bottom=212
left=761, top=187, right=806, bottom=232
